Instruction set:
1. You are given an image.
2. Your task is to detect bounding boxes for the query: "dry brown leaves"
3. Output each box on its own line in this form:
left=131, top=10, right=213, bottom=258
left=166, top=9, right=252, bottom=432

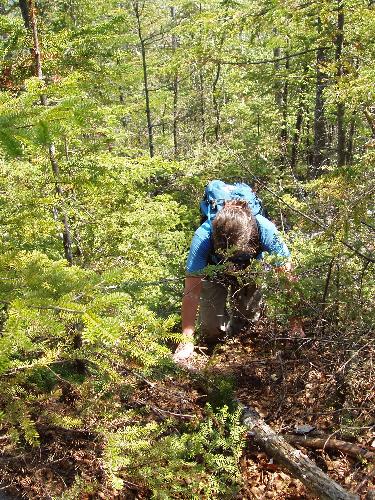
left=196, top=320, right=374, bottom=499
left=0, top=319, right=373, bottom=499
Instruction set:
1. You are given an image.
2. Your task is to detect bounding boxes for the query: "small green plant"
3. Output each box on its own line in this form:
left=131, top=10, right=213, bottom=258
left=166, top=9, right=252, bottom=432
left=104, top=404, right=246, bottom=499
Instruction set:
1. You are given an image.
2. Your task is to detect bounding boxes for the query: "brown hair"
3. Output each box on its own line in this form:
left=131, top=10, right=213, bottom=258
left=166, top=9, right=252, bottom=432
left=212, top=200, right=260, bottom=258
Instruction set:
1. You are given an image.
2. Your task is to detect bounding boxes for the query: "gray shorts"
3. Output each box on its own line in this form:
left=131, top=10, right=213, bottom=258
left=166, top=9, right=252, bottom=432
left=199, top=278, right=262, bottom=343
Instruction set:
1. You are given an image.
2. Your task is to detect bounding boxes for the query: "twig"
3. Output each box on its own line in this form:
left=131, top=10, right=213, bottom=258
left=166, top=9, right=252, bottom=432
left=322, top=257, right=335, bottom=310
left=353, top=466, right=375, bottom=493
left=155, top=408, right=195, bottom=419
left=122, top=478, right=143, bottom=490
left=286, top=433, right=375, bottom=461
left=44, top=364, right=71, bottom=385
left=360, top=220, right=375, bottom=231
left=2, top=359, right=67, bottom=377
left=213, top=46, right=329, bottom=66
left=121, top=368, right=156, bottom=388
left=244, top=168, right=375, bottom=263
left=103, top=276, right=184, bottom=292
left=336, top=343, right=371, bottom=374
left=28, top=305, right=84, bottom=314
left=134, top=398, right=194, bottom=419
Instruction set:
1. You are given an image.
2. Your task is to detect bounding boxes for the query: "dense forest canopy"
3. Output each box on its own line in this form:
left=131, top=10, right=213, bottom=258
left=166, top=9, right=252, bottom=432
left=0, top=0, right=374, bottom=498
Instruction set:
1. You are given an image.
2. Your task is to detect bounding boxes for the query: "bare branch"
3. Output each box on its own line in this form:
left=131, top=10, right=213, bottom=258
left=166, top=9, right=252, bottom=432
left=28, top=305, right=84, bottom=314
left=244, top=169, right=375, bottom=263
left=213, top=46, right=329, bottom=66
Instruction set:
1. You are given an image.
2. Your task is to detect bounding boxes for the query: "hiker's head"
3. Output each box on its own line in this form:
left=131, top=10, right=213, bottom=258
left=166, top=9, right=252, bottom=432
left=212, top=200, right=260, bottom=259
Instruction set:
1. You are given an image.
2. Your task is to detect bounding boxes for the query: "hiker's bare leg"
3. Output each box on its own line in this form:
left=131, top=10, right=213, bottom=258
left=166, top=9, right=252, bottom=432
left=199, top=279, right=229, bottom=344
left=229, top=281, right=262, bottom=334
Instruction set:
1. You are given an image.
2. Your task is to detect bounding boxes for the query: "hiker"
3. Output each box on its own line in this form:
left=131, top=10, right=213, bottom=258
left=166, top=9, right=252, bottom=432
left=174, top=180, right=304, bottom=364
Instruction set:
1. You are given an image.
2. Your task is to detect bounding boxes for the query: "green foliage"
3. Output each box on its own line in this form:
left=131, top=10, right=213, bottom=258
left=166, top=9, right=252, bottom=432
left=0, top=0, right=374, bottom=496
left=104, top=405, right=246, bottom=499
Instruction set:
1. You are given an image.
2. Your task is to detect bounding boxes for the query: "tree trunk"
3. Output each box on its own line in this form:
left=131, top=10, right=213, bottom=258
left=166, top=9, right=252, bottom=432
left=285, top=434, right=375, bottom=461
left=312, top=18, right=327, bottom=174
left=274, top=47, right=283, bottom=108
left=170, top=6, right=179, bottom=157
left=336, top=0, right=346, bottom=167
left=49, top=144, right=73, bottom=264
left=364, top=108, right=375, bottom=138
left=18, top=0, right=30, bottom=28
left=133, top=0, right=154, bottom=157
left=242, top=406, right=359, bottom=500
left=345, top=115, right=355, bottom=164
left=274, top=46, right=289, bottom=166
left=24, top=0, right=73, bottom=265
left=212, top=6, right=229, bottom=143
left=28, top=0, right=45, bottom=99
left=198, top=2, right=206, bottom=144
left=305, top=108, right=313, bottom=165
left=290, top=90, right=304, bottom=171
left=199, top=69, right=206, bottom=144
left=274, top=47, right=282, bottom=163
left=172, top=74, right=179, bottom=155
left=212, top=62, right=221, bottom=142
left=280, top=53, right=289, bottom=165
left=321, top=256, right=335, bottom=331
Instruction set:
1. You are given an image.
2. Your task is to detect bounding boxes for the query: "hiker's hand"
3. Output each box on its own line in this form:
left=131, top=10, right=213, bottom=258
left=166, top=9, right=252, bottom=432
left=173, top=341, right=195, bottom=363
left=289, top=317, right=305, bottom=338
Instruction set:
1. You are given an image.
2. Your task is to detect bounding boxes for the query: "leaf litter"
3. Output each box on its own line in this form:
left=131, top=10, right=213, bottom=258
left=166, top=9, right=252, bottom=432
left=0, top=319, right=373, bottom=499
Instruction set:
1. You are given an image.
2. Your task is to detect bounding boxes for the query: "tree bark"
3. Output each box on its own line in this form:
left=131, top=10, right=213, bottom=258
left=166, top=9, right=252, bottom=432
left=364, top=108, right=375, bottom=138
left=312, top=18, right=327, bottom=174
left=18, top=0, right=30, bottom=28
left=274, top=45, right=289, bottom=166
left=199, top=68, right=206, bottom=143
left=274, top=47, right=282, bottom=108
left=24, top=0, right=73, bottom=265
left=336, top=0, right=346, bottom=167
left=280, top=53, right=289, bottom=165
left=133, top=0, right=154, bottom=157
left=211, top=7, right=228, bottom=143
left=28, top=0, right=45, bottom=100
left=285, top=434, right=375, bottom=462
left=212, top=62, right=221, bottom=142
left=198, top=2, right=206, bottom=144
left=290, top=102, right=303, bottom=171
left=172, top=73, right=178, bottom=155
left=170, top=6, right=179, bottom=157
left=290, top=75, right=306, bottom=171
left=305, top=108, right=313, bottom=164
left=49, top=144, right=73, bottom=264
left=322, top=256, right=335, bottom=309
left=345, top=115, right=355, bottom=164
left=242, top=406, right=359, bottom=500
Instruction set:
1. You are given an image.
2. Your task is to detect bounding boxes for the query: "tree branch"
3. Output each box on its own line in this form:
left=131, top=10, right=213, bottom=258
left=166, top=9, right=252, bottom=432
left=244, top=169, right=375, bottom=263
left=213, top=47, right=329, bottom=66
left=285, top=434, right=375, bottom=461
left=242, top=405, right=359, bottom=500
left=28, top=305, right=84, bottom=314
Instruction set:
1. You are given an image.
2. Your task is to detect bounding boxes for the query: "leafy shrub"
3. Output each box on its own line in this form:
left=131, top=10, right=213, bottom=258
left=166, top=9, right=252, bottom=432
left=104, top=404, right=246, bottom=499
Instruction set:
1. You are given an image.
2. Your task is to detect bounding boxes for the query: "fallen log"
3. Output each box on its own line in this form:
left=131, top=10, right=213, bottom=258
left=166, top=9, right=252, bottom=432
left=285, top=434, right=375, bottom=462
left=242, top=406, right=359, bottom=500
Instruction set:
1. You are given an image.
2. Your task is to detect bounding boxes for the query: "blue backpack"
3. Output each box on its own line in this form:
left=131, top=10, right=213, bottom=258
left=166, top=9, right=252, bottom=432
left=200, top=180, right=264, bottom=223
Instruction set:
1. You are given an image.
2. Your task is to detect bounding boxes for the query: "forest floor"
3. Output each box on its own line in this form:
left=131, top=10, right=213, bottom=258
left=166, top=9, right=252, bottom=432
left=0, top=321, right=374, bottom=499
left=199, top=323, right=374, bottom=499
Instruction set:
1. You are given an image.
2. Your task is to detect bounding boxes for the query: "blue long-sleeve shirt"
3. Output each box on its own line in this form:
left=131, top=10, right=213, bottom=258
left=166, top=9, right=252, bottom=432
left=186, top=214, right=290, bottom=273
